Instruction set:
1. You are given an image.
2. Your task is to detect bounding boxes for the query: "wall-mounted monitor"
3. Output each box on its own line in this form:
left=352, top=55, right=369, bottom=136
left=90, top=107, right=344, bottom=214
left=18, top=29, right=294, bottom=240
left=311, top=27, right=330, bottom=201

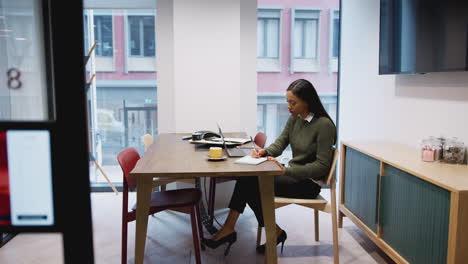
left=379, top=0, right=468, bottom=74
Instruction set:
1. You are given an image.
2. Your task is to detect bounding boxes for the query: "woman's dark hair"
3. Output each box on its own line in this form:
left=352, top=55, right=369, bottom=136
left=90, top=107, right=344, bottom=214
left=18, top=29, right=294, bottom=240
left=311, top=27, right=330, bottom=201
left=287, top=78, right=336, bottom=128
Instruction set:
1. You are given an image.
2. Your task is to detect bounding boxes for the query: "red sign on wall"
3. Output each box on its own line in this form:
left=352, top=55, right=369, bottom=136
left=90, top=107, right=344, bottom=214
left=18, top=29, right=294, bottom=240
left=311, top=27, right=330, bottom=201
left=0, top=131, right=11, bottom=226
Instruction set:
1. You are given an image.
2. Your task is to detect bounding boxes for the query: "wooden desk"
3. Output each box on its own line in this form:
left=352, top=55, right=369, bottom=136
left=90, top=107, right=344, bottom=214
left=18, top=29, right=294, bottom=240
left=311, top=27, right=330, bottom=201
left=129, top=133, right=283, bottom=264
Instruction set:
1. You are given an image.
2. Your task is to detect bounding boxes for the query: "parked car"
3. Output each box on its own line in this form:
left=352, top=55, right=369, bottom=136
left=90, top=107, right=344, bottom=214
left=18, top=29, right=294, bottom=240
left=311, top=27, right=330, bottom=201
left=97, top=109, right=124, bottom=145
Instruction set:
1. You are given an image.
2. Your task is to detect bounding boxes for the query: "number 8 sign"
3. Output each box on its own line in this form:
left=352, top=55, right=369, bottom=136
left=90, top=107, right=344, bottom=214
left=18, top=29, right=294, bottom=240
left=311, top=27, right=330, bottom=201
left=7, top=68, right=22, bottom=89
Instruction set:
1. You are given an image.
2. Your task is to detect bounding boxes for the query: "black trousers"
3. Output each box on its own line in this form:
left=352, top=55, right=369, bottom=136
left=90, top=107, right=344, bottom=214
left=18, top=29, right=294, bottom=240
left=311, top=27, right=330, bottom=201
left=228, top=176, right=321, bottom=227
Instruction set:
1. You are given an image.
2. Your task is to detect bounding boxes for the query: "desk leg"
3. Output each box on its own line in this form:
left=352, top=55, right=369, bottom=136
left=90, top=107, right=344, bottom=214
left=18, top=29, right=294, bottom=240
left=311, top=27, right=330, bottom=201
left=135, top=177, right=153, bottom=264
left=258, top=176, right=277, bottom=264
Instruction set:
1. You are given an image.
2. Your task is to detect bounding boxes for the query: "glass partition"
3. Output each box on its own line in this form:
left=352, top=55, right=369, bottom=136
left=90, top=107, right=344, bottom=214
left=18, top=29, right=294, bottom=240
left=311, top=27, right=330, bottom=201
left=0, top=0, right=54, bottom=121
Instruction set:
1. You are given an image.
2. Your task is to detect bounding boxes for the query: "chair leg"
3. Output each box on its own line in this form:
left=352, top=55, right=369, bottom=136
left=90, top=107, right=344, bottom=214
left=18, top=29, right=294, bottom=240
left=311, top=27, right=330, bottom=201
left=208, top=178, right=216, bottom=226
left=331, top=184, right=340, bottom=264
left=256, top=225, right=262, bottom=247
left=314, top=209, right=319, bottom=242
left=190, top=207, right=202, bottom=264
left=195, top=204, right=205, bottom=250
left=338, top=211, right=344, bottom=228
left=122, top=221, right=128, bottom=264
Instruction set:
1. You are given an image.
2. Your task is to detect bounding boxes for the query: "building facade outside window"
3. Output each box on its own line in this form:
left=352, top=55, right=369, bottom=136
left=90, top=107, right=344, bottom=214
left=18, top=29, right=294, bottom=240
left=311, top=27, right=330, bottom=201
left=293, top=10, right=319, bottom=59
left=257, top=8, right=282, bottom=72
left=332, top=10, right=340, bottom=59
left=94, top=15, right=113, bottom=57
left=83, top=9, right=157, bottom=186
left=329, top=9, right=340, bottom=72
left=257, top=1, right=339, bottom=163
left=257, top=9, right=280, bottom=58
left=128, top=15, right=155, bottom=57
left=290, top=8, right=321, bottom=73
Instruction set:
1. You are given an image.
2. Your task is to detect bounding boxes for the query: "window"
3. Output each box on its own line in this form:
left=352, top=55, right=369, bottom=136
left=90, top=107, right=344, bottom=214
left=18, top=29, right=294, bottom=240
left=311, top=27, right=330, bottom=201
left=331, top=10, right=340, bottom=59
left=277, top=104, right=290, bottom=139
left=257, top=8, right=282, bottom=72
left=290, top=9, right=321, bottom=73
left=293, top=11, right=319, bottom=59
left=94, top=15, right=113, bottom=57
left=83, top=8, right=157, bottom=189
left=329, top=9, right=340, bottom=72
left=257, top=104, right=266, bottom=133
left=128, top=15, right=155, bottom=57
left=257, top=9, right=280, bottom=58
left=83, top=14, right=89, bottom=55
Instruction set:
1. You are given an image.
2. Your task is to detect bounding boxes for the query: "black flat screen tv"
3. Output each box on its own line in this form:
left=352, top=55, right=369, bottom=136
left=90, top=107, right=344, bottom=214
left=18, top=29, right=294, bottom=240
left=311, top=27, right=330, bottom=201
left=379, top=0, right=468, bottom=74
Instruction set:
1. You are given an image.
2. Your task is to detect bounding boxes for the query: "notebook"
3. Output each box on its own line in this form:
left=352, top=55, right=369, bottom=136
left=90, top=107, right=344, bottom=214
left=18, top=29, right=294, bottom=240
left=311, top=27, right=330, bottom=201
left=234, top=155, right=267, bottom=165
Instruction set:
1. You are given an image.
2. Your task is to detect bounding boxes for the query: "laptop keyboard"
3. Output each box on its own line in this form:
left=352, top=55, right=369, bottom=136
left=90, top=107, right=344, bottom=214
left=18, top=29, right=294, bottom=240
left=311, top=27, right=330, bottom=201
left=227, top=148, right=250, bottom=157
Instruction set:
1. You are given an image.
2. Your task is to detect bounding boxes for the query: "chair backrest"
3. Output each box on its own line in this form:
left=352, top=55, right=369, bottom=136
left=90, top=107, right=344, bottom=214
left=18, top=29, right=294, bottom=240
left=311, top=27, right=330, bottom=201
left=141, top=134, right=154, bottom=151
left=254, top=132, right=267, bottom=148
left=117, top=148, right=140, bottom=190
left=324, top=147, right=339, bottom=186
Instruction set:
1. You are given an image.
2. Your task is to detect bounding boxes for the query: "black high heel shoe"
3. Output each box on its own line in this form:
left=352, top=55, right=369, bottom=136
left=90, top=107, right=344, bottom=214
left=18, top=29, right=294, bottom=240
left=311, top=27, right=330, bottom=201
left=256, top=230, right=287, bottom=255
left=202, top=231, right=237, bottom=256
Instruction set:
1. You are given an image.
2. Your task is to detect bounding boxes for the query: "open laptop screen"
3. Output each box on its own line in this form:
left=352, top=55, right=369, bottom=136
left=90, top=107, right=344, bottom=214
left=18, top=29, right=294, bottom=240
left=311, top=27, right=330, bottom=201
left=216, top=123, right=228, bottom=151
left=0, top=130, right=54, bottom=226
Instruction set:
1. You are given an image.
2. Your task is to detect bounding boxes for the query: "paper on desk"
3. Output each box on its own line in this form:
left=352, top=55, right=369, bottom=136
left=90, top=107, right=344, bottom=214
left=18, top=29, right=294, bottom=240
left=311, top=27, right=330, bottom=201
left=188, top=139, right=238, bottom=146
left=234, top=155, right=267, bottom=165
left=211, top=137, right=251, bottom=144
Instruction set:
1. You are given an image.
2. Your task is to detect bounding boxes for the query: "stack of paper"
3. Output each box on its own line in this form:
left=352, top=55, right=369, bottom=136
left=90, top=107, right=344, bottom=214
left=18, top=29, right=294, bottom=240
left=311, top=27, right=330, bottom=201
left=210, top=137, right=251, bottom=144
left=188, top=139, right=238, bottom=146
left=234, top=155, right=267, bottom=165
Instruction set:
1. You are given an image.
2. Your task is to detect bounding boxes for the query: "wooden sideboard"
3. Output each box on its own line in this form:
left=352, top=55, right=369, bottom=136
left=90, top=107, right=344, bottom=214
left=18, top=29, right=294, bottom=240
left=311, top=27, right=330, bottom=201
left=339, top=141, right=468, bottom=264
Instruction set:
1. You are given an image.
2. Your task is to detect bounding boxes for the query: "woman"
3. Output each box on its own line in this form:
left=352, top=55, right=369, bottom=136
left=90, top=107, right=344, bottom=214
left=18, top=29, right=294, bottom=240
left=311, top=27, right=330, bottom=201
left=203, top=79, right=337, bottom=256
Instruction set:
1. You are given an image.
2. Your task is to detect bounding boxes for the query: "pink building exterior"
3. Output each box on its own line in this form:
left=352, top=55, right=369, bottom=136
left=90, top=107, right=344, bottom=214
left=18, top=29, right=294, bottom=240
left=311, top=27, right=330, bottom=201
left=96, top=14, right=156, bottom=81
left=94, top=1, right=339, bottom=93
left=257, top=0, right=340, bottom=94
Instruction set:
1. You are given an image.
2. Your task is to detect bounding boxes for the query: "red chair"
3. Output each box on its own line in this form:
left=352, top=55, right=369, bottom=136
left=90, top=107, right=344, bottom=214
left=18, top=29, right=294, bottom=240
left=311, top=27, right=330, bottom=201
left=207, top=132, right=267, bottom=225
left=117, top=148, right=204, bottom=264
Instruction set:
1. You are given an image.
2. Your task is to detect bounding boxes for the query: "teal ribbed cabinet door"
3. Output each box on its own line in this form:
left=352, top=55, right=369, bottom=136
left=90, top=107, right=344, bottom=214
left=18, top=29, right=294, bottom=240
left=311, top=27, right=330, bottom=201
left=344, top=147, right=380, bottom=232
left=381, top=165, right=450, bottom=264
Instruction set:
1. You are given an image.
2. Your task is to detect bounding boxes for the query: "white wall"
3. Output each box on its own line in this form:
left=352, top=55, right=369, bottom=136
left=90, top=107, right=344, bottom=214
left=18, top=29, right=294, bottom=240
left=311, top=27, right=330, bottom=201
left=339, top=0, right=468, bottom=148
left=157, top=0, right=258, bottom=209
left=157, top=0, right=257, bottom=136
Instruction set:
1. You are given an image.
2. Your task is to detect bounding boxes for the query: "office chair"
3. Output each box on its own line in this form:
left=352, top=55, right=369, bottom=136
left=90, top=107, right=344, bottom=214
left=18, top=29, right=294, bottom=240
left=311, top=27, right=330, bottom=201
left=256, top=148, right=339, bottom=264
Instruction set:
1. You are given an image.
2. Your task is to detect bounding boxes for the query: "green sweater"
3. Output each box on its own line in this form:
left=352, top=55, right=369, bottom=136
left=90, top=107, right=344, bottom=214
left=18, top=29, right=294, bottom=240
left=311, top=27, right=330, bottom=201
left=264, top=115, right=336, bottom=181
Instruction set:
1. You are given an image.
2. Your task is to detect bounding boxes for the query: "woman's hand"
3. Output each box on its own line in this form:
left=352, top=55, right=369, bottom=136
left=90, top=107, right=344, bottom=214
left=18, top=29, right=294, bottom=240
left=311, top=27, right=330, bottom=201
left=251, top=146, right=266, bottom=158
left=267, top=156, right=286, bottom=175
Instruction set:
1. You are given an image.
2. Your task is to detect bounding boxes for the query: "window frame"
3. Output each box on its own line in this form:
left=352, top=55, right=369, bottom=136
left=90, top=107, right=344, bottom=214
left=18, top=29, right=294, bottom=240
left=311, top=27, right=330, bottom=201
left=257, top=104, right=267, bottom=133
left=93, top=11, right=114, bottom=58
left=290, top=8, right=322, bottom=73
left=330, top=9, right=340, bottom=59
left=257, top=7, right=283, bottom=73
left=126, top=11, right=156, bottom=58
left=257, top=16, right=280, bottom=59
left=293, top=16, right=319, bottom=59
left=83, top=13, right=90, bottom=55
left=329, top=8, right=340, bottom=73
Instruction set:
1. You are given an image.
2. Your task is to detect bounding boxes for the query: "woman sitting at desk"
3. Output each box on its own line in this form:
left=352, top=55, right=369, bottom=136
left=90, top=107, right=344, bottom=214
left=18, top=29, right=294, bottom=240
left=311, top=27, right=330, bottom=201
left=203, top=79, right=337, bottom=255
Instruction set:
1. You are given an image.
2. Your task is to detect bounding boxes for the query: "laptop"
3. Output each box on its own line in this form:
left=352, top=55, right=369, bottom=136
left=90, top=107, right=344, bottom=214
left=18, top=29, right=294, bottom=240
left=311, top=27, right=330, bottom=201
left=216, top=124, right=252, bottom=157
